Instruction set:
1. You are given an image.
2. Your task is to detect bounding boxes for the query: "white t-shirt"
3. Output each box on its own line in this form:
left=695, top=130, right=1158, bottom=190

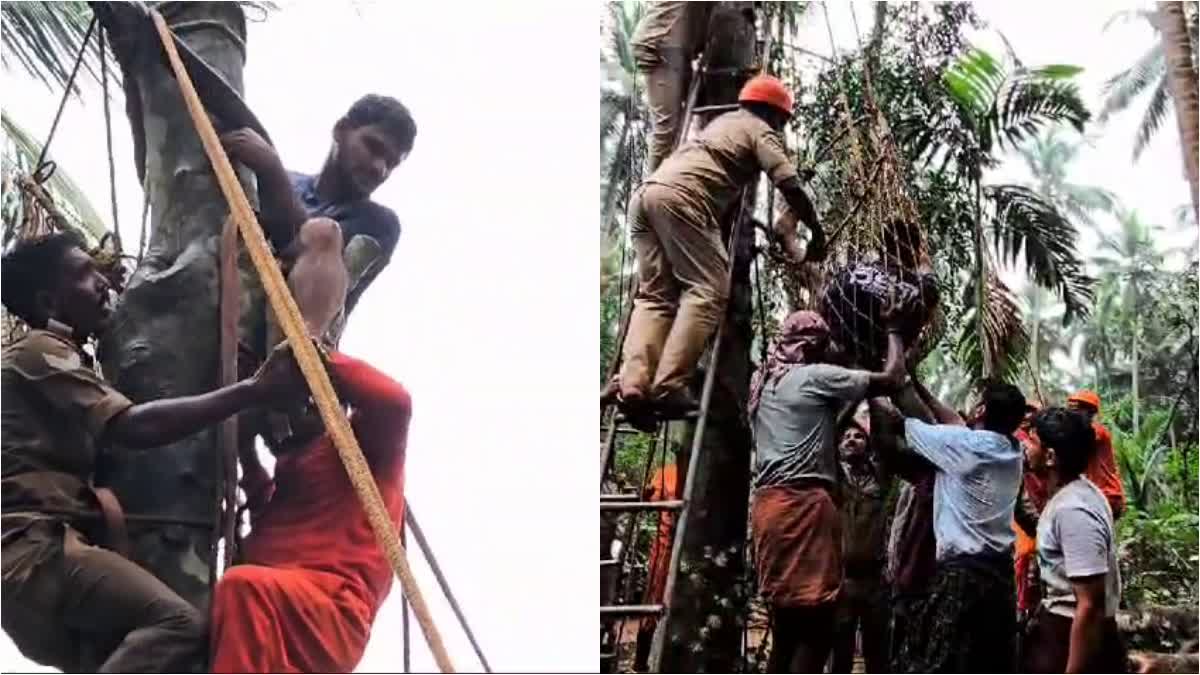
left=1037, top=477, right=1121, bottom=618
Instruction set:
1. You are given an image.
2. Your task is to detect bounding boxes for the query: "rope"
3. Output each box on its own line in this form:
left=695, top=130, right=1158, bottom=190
left=405, top=506, right=493, bottom=673
left=148, top=11, right=454, bottom=672
left=99, top=26, right=121, bottom=253
left=35, top=17, right=97, bottom=176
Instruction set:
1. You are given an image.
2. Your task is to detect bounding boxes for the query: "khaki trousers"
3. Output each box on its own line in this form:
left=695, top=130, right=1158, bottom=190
left=1, top=524, right=206, bottom=673
left=634, top=45, right=694, bottom=173
left=620, top=184, right=728, bottom=398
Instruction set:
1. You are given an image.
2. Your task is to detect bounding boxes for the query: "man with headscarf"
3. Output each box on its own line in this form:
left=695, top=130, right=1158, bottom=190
left=750, top=306, right=907, bottom=673
left=1066, top=390, right=1126, bottom=520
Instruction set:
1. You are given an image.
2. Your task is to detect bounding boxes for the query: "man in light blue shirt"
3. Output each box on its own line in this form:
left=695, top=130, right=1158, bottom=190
left=873, top=377, right=1025, bottom=673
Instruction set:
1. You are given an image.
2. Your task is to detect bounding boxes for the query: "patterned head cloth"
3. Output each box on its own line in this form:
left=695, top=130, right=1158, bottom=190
left=749, top=311, right=831, bottom=418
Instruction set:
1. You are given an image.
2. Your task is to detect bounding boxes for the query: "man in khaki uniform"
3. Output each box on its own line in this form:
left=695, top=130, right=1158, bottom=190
left=613, top=74, right=825, bottom=416
left=1, top=232, right=302, bottom=672
left=630, top=2, right=715, bottom=171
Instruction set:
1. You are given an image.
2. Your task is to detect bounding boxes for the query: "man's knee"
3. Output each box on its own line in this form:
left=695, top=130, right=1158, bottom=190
left=298, top=217, right=344, bottom=254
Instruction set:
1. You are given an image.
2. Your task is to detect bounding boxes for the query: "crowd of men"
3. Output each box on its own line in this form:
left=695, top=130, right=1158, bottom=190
left=748, top=308, right=1128, bottom=673
left=2, top=94, right=417, bottom=673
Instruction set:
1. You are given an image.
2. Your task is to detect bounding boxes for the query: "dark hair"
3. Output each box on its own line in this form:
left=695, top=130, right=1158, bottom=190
left=341, top=94, right=417, bottom=154
left=1, top=231, right=86, bottom=325
left=1033, top=407, right=1096, bottom=478
left=979, top=379, right=1025, bottom=435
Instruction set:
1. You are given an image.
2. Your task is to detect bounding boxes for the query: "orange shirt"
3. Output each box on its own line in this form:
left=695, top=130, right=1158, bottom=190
left=1085, top=423, right=1126, bottom=518
left=643, top=463, right=679, bottom=606
left=212, top=352, right=410, bottom=673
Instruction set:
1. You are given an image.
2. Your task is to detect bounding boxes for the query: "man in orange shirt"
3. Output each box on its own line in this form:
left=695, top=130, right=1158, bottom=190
left=209, top=350, right=410, bottom=673
left=634, top=460, right=681, bottom=672
left=1066, top=390, right=1126, bottom=520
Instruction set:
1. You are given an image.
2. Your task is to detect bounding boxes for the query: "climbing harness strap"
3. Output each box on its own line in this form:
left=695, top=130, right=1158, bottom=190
left=148, top=10, right=454, bottom=672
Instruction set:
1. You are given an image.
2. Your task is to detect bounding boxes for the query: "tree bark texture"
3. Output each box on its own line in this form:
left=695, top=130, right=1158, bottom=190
left=659, top=5, right=757, bottom=671
left=1157, top=2, right=1199, bottom=221
left=94, top=1, right=261, bottom=610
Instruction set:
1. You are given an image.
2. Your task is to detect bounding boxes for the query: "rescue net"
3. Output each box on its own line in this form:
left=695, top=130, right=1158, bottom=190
left=764, top=4, right=945, bottom=370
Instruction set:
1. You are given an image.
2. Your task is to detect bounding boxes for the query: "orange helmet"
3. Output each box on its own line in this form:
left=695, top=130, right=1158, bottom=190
left=1067, top=390, right=1101, bottom=412
left=738, top=74, right=794, bottom=117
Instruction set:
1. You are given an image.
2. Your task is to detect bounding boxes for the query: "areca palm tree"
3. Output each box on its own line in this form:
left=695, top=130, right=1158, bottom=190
left=905, top=46, right=1095, bottom=380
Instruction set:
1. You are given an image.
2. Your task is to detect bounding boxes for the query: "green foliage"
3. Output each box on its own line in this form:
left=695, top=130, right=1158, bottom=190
left=1107, top=397, right=1200, bottom=607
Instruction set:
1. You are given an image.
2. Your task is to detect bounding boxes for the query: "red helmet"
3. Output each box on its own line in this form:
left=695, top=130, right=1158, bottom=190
left=738, top=74, right=794, bottom=117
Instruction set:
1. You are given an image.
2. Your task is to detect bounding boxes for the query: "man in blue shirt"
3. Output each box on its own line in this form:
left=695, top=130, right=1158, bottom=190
left=873, top=377, right=1025, bottom=672
left=220, top=94, right=416, bottom=346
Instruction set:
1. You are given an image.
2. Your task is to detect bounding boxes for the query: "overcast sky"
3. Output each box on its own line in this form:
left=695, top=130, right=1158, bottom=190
left=1, top=1, right=1195, bottom=673
left=2, top=1, right=595, bottom=672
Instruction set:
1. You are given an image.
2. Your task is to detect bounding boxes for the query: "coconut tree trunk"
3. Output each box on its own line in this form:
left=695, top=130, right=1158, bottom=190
left=1158, top=1, right=1200, bottom=221
left=93, top=1, right=260, bottom=610
left=656, top=4, right=756, bottom=671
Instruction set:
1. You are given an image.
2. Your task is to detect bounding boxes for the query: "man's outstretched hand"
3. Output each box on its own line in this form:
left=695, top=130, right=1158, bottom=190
left=220, top=127, right=281, bottom=174
left=802, top=226, right=827, bottom=263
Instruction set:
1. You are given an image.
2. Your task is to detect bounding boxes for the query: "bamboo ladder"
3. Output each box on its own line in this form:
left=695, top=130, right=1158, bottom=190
left=148, top=11, right=455, bottom=673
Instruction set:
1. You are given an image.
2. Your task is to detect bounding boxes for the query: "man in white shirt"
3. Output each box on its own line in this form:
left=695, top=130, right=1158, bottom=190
left=872, top=378, right=1025, bottom=672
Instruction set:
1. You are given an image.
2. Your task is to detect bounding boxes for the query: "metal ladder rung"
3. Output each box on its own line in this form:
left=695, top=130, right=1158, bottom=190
left=599, top=500, right=683, bottom=513
left=692, top=103, right=739, bottom=114
left=600, top=559, right=620, bottom=568
left=612, top=409, right=700, bottom=425
left=600, top=604, right=664, bottom=617
left=600, top=493, right=640, bottom=502
left=600, top=425, right=642, bottom=436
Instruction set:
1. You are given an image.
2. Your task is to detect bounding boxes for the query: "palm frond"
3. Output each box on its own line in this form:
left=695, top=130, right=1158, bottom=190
left=985, top=184, right=1094, bottom=324
left=943, top=47, right=1089, bottom=154
left=956, top=274, right=1029, bottom=381
left=1133, top=77, right=1172, bottom=160
left=0, top=1, right=118, bottom=96
left=995, top=74, right=1090, bottom=151
left=2, top=111, right=108, bottom=242
left=1100, top=42, right=1166, bottom=122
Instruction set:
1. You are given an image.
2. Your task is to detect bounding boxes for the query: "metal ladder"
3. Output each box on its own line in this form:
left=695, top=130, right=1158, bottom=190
left=598, top=48, right=747, bottom=662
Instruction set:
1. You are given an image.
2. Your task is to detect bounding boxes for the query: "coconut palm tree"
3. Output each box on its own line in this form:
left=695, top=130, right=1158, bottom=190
left=1100, top=3, right=1198, bottom=217
left=1157, top=2, right=1199, bottom=221
left=600, top=0, right=648, bottom=238
left=4, top=1, right=274, bottom=620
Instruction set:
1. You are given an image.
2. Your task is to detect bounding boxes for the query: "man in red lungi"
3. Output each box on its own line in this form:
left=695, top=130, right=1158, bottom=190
left=209, top=349, right=410, bottom=673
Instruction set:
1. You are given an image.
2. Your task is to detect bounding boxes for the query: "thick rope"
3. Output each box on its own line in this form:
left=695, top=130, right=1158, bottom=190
left=35, top=17, right=97, bottom=174
left=99, top=26, right=121, bottom=253
left=149, top=11, right=454, bottom=672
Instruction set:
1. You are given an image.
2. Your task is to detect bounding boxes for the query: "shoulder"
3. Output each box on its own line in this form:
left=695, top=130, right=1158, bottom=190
left=1093, top=423, right=1112, bottom=443
left=360, top=201, right=402, bottom=245
left=2, top=330, right=82, bottom=378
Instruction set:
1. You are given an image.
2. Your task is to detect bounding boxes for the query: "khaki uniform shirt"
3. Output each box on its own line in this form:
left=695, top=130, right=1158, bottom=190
left=630, top=2, right=713, bottom=60
left=1, top=324, right=133, bottom=582
left=647, top=109, right=799, bottom=223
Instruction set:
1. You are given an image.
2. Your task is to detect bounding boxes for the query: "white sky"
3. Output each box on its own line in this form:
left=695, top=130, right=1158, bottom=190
left=0, top=1, right=1195, bottom=673
left=1, top=1, right=596, bottom=672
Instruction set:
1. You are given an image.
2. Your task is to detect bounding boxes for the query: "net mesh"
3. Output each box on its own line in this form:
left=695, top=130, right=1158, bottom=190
left=768, top=58, right=945, bottom=369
